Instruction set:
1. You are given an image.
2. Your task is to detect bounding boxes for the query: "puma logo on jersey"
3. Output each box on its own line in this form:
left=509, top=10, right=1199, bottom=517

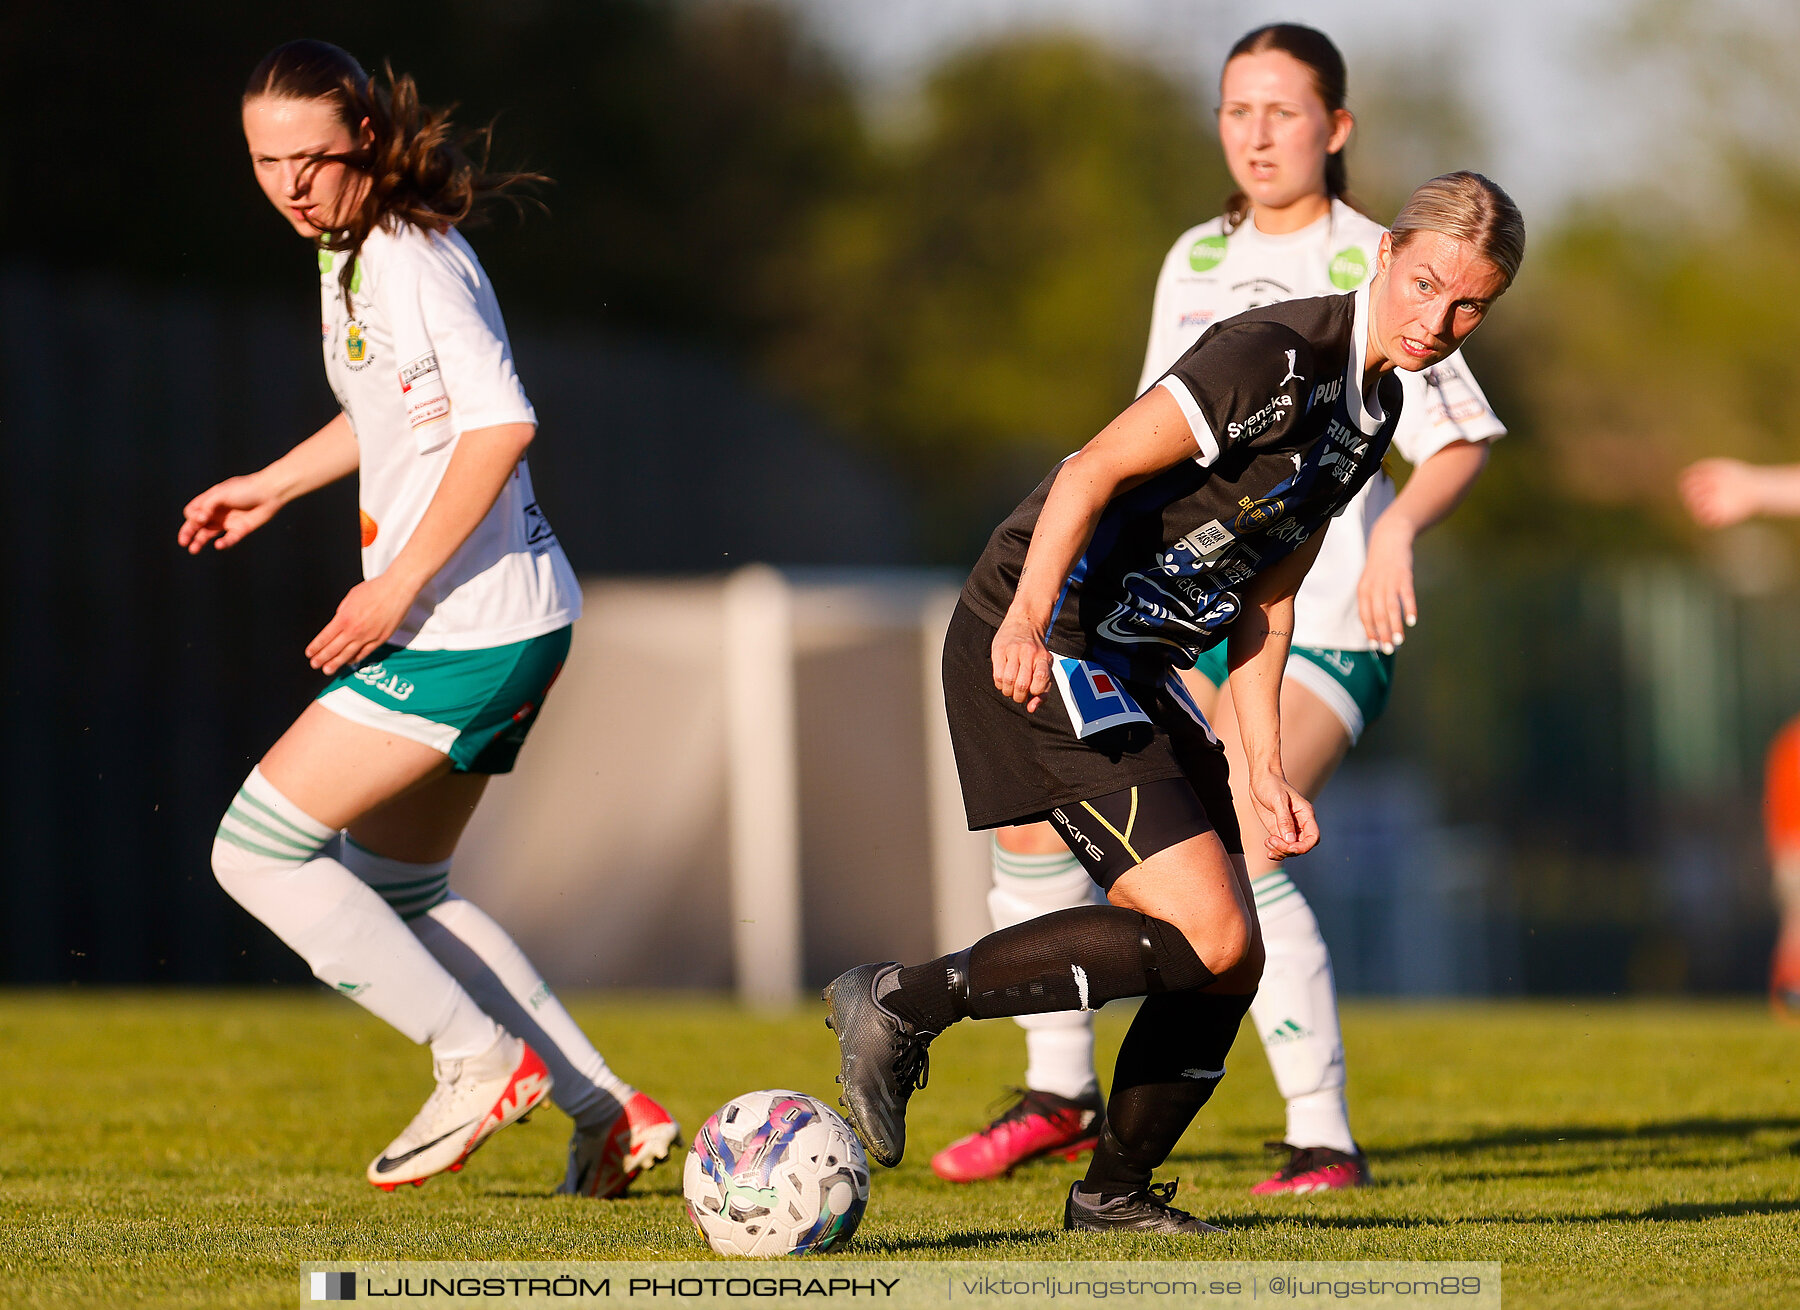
left=1279, top=349, right=1301, bottom=387
left=1310, top=378, right=1343, bottom=409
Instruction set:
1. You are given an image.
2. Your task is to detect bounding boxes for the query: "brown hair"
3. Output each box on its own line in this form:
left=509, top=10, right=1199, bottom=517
left=1389, top=171, right=1526, bottom=287
left=244, top=40, right=545, bottom=310
left=1218, top=24, right=1365, bottom=233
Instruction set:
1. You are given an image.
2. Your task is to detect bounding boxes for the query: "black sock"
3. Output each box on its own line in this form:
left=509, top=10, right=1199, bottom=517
left=1081, top=987, right=1256, bottom=1196
left=882, top=906, right=1215, bottom=1033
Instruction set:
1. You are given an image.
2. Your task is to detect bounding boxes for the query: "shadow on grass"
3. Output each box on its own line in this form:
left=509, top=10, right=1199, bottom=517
left=1620, top=1198, right=1800, bottom=1222
left=1212, top=1195, right=1800, bottom=1233
left=1374, top=1116, right=1800, bottom=1159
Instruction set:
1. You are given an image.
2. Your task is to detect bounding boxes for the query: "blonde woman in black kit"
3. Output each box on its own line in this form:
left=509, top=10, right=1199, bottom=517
left=824, top=172, right=1523, bottom=1234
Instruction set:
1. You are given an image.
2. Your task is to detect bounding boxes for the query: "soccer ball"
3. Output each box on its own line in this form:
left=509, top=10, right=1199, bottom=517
left=683, top=1090, right=869, bottom=1257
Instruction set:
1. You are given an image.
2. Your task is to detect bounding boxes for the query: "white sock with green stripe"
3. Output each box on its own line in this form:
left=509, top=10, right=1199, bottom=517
left=337, top=841, right=635, bottom=1133
left=1248, top=867, right=1355, bottom=1154
left=211, top=767, right=500, bottom=1061
left=989, top=838, right=1101, bottom=1101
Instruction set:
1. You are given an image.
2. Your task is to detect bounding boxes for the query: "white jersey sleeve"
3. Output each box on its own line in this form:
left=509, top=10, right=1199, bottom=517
left=378, top=234, right=537, bottom=455
left=1391, top=350, right=1506, bottom=465
left=1137, top=226, right=1207, bottom=398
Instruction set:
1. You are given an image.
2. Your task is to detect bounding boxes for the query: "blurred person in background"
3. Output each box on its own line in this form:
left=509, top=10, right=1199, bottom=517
left=1681, top=457, right=1800, bottom=1020
left=827, top=173, right=1524, bottom=1233
left=181, top=39, right=677, bottom=1196
left=932, top=23, right=1508, bottom=1195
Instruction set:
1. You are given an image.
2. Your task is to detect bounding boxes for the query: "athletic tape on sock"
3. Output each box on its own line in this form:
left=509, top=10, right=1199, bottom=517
left=887, top=906, right=1216, bottom=1031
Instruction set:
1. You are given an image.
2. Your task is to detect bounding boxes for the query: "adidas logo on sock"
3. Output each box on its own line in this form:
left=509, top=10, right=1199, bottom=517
left=1263, top=1018, right=1312, bottom=1045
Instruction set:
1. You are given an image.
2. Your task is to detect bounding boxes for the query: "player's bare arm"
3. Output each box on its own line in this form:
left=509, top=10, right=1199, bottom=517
left=1229, top=528, right=1326, bottom=859
left=178, top=411, right=359, bottom=554
left=1680, top=457, right=1800, bottom=528
left=1358, top=437, right=1488, bottom=649
left=993, top=387, right=1201, bottom=711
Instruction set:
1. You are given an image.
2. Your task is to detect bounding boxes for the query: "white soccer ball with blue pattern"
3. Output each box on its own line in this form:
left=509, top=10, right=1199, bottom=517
left=683, top=1089, right=869, bottom=1257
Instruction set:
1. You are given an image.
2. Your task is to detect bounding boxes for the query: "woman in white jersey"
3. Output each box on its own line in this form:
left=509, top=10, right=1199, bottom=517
left=179, top=40, right=678, bottom=1197
left=931, top=24, right=1504, bottom=1193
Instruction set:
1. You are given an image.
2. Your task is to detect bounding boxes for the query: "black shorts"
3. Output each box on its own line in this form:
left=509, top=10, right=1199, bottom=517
left=942, top=601, right=1243, bottom=855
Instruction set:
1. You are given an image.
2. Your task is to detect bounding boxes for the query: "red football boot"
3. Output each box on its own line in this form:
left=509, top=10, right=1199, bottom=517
left=930, top=1088, right=1102, bottom=1183
left=559, top=1091, right=682, bottom=1198
left=1250, top=1141, right=1371, bottom=1195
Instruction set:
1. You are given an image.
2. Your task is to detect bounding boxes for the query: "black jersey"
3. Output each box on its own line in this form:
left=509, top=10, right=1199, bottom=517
left=961, top=290, right=1403, bottom=681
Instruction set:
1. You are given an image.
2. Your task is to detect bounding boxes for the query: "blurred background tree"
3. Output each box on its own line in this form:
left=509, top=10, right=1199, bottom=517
left=761, top=37, right=1227, bottom=557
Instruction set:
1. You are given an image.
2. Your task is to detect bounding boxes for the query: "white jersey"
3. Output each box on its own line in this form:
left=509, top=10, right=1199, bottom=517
left=321, top=223, right=580, bottom=651
left=1136, top=199, right=1504, bottom=650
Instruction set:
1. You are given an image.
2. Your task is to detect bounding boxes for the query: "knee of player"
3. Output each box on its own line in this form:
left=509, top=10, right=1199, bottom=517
left=1189, top=910, right=1257, bottom=978
left=211, top=801, right=329, bottom=889
left=211, top=827, right=271, bottom=891
left=211, top=836, right=263, bottom=906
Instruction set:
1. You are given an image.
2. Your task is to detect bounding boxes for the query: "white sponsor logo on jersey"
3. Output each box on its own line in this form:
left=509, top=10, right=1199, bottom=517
left=1175, top=518, right=1234, bottom=559
left=1226, top=392, right=1294, bottom=442
left=1280, top=349, right=1301, bottom=387
left=1323, top=418, right=1367, bottom=454
left=352, top=662, right=417, bottom=701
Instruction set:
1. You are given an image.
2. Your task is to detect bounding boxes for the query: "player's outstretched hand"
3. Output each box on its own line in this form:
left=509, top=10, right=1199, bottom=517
left=1679, top=458, right=1762, bottom=529
left=307, top=575, right=418, bottom=675
left=1357, top=518, right=1417, bottom=653
left=1249, top=767, right=1320, bottom=860
left=179, top=475, right=281, bottom=553
left=992, top=615, right=1053, bottom=714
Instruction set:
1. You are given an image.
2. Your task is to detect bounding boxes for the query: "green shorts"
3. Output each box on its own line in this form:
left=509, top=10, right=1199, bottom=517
left=314, top=627, right=571, bottom=774
left=1188, top=642, right=1394, bottom=744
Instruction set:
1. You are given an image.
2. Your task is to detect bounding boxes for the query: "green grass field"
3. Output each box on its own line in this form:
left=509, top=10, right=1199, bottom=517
left=2, top=991, right=1798, bottom=1308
